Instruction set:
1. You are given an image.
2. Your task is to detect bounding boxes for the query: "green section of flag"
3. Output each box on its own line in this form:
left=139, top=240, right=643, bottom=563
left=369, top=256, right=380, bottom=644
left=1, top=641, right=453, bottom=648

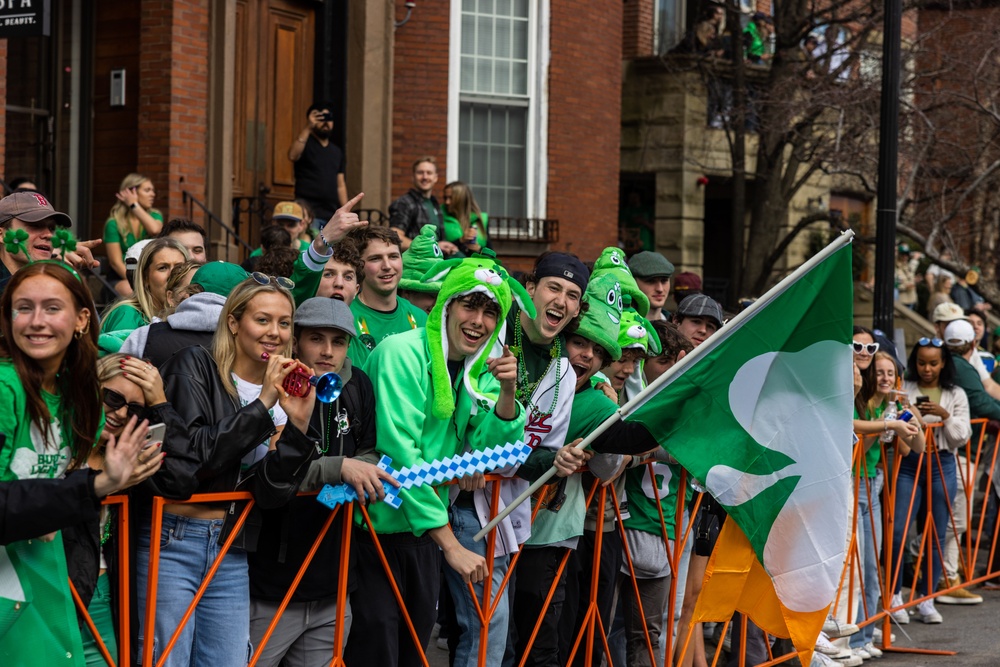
left=625, top=244, right=853, bottom=562
left=0, top=534, right=85, bottom=666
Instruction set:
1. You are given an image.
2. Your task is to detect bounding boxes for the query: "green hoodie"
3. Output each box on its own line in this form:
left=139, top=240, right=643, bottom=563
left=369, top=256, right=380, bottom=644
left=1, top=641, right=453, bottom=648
left=362, top=328, right=526, bottom=536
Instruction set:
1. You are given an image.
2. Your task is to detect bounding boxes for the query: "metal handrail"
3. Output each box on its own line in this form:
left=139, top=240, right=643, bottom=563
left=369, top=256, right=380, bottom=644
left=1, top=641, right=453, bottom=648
left=182, top=190, right=254, bottom=263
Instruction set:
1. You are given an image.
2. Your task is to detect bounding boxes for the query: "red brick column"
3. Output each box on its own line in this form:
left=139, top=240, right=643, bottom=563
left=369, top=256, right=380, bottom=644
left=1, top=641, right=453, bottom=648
left=547, top=3, right=623, bottom=261
left=390, top=2, right=451, bottom=199
left=0, top=39, right=7, bottom=179
left=622, top=0, right=655, bottom=59
left=138, top=0, right=210, bottom=220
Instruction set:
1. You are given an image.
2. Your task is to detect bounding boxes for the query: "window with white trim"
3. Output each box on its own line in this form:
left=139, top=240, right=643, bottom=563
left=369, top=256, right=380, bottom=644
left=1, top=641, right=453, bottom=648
left=453, top=0, right=540, bottom=218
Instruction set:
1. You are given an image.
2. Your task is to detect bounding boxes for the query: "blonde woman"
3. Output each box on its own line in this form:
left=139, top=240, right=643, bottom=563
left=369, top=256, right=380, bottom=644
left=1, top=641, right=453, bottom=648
left=104, top=174, right=164, bottom=295
left=442, top=181, right=488, bottom=254
left=100, top=237, right=189, bottom=334
left=136, top=275, right=318, bottom=667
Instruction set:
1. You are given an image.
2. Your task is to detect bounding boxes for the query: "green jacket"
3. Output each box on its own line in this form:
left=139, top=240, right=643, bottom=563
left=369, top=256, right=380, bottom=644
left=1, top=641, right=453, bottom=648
left=442, top=209, right=489, bottom=247
left=362, top=328, right=525, bottom=536
left=953, top=355, right=1000, bottom=421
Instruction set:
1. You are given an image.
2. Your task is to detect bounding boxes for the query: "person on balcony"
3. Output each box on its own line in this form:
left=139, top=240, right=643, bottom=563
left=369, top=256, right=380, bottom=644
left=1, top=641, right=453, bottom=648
left=388, top=156, right=460, bottom=255
left=442, top=181, right=489, bottom=255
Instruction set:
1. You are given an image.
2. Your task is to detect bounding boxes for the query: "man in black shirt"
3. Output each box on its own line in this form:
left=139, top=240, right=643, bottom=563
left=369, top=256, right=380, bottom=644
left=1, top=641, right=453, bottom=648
left=288, top=101, right=348, bottom=224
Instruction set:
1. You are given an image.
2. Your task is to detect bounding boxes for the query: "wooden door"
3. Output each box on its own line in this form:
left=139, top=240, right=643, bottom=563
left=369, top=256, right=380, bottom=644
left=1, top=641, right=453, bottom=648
left=233, top=0, right=314, bottom=239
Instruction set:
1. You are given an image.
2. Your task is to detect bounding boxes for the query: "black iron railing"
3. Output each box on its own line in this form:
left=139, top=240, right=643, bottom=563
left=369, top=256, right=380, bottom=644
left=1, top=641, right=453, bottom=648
left=488, top=217, right=559, bottom=243
left=183, top=190, right=254, bottom=263
left=357, top=208, right=389, bottom=226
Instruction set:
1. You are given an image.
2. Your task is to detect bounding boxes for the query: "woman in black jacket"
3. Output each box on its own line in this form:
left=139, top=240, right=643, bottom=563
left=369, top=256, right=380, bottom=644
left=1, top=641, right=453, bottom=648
left=136, top=276, right=319, bottom=667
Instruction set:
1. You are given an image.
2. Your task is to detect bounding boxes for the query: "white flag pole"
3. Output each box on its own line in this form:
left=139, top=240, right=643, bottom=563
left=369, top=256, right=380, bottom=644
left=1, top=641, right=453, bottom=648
left=472, top=230, right=855, bottom=542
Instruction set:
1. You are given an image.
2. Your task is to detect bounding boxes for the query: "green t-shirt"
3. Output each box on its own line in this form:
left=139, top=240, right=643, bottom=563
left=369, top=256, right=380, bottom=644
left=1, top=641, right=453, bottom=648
left=249, top=239, right=311, bottom=258
left=527, top=384, right=618, bottom=547
left=350, top=295, right=427, bottom=369
left=442, top=209, right=489, bottom=247
left=100, top=303, right=148, bottom=335
left=103, top=209, right=165, bottom=253
left=622, top=459, right=688, bottom=539
left=0, top=360, right=103, bottom=482
left=858, top=402, right=896, bottom=478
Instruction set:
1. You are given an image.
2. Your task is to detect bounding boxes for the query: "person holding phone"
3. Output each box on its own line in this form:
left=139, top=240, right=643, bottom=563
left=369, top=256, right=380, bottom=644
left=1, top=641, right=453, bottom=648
left=848, top=351, right=925, bottom=657
left=288, top=101, right=348, bottom=222
left=80, top=353, right=168, bottom=666
left=104, top=173, right=164, bottom=296
left=896, top=337, right=971, bottom=624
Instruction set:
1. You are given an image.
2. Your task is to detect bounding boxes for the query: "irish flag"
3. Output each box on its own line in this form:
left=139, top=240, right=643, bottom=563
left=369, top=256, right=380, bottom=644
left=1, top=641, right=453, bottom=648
left=623, top=232, right=855, bottom=664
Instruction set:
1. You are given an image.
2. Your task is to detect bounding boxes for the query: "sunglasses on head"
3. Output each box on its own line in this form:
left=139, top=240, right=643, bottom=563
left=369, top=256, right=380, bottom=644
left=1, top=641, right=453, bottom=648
left=102, top=388, right=145, bottom=418
left=852, top=341, right=879, bottom=355
left=918, top=337, right=944, bottom=348
left=251, top=272, right=295, bottom=290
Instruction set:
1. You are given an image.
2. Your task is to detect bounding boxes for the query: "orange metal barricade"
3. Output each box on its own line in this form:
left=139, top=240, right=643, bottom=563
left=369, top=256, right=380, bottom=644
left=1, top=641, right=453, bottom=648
left=76, top=418, right=1000, bottom=666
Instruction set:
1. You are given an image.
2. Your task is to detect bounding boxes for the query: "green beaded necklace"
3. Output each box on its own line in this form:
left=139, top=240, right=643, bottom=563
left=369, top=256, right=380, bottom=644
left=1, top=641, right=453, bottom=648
left=513, top=318, right=562, bottom=418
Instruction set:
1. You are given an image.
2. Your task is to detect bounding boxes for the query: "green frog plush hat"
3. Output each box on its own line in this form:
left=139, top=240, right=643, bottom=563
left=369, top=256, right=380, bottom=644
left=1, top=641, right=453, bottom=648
left=423, top=250, right=536, bottom=419
left=617, top=295, right=662, bottom=356
left=591, top=246, right=650, bottom=317
left=398, top=224, right=445, bottom=294
left=572, top=272, right=625, bottom=362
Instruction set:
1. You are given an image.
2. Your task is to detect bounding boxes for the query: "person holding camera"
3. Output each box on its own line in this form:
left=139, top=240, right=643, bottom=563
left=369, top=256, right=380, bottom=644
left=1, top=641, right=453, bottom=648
left=288, top=101, right=348, bottom=224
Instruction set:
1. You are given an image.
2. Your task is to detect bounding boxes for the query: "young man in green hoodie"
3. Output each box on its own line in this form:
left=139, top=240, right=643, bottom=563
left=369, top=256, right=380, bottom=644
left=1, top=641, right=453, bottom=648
left=345, top=255, right=530, bottom=667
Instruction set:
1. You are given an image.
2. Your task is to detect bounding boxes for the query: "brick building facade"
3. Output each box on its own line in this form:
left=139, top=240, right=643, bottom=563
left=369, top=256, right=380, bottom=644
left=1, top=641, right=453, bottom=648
left=0, top=0, right=624, bottom=272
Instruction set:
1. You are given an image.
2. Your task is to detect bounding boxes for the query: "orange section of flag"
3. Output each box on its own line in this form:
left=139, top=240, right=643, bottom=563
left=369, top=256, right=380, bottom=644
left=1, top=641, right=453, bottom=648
left=693, top=519, right=831, bottom=666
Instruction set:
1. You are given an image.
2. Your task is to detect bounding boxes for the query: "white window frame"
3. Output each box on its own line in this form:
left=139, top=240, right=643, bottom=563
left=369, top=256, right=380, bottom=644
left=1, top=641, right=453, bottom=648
left=447, top=0, right=549, bottom=219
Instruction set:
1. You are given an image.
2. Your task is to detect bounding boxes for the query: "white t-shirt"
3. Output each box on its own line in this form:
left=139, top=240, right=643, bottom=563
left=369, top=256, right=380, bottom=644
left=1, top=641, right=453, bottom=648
left=973, top=349, right=992, bottom=382
left=232, top=373, right=287, bottom=470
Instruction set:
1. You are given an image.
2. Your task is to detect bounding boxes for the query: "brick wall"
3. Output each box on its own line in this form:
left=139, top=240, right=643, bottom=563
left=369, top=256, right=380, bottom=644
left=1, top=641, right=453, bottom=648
left=622, top=0, right=655, bottom=59
left=547, top=2, right=623, bottom=262
left=138, top=0, right=210, bottom=220
left=0, top=39, right=6, bottom=179
left=390, top=2, right=451, bottom=206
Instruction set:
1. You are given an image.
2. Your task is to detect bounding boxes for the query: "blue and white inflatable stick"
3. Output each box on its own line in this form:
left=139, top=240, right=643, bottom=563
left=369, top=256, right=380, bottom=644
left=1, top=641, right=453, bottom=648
left=316, top=440, right=530, bottom=511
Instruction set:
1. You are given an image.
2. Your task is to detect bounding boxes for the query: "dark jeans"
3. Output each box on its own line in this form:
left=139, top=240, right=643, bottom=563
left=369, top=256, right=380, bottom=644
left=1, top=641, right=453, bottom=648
left=512, top=546, right=570, bottom=667
left=344, top=529, right=441, bottom=667
left=563, top=529, right=624, bottom=666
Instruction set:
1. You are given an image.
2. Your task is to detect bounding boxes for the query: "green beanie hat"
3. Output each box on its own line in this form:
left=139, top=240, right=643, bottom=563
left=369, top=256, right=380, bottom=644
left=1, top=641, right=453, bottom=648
left=617, top=295, right=661, bottom=356
left=591, top=247, right=650, bottom=317
left=574, top=273, right=624, bottom=362
left=398, top=224, right=445, bottom=293
left=423, top=251, right=536, bottom=420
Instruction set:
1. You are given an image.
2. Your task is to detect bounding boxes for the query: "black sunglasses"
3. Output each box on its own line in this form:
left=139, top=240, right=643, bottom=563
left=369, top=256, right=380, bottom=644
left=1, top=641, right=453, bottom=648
left=102, top=388, right=145, bottom=419
left=851, top=341, right=879, bottom=355
left=918, top=337, right=944, bottom=348
left=251, top=272, right=295, bottom=290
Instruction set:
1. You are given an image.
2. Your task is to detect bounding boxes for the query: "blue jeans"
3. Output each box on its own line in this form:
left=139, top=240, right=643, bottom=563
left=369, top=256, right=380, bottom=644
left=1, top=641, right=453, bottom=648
left=136, top=513, right=251, bottom=666
left=445, top=504, right=510, bottom=667
left=850, top=472, right=882, bottom=647
left=892, top=452, right=957, bottom=598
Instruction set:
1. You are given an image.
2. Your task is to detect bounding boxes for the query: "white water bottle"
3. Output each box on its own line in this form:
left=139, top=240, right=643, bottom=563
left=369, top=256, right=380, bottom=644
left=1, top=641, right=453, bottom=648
left=881, top=402, right=897, bottom=443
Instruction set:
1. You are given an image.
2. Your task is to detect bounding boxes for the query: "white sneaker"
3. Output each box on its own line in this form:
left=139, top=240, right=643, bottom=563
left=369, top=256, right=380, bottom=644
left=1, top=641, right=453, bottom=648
left=863, top=642, right=883, bottom=659
left=812, top=653, right=840, bottom=667
left=823, top=615, right=860, bottom=638
left=916, top=599, right=943, bottom=624
left=852, top=646, right=871, bottom=660
left=815, top=632, right=841, bottom=656
left=872, top=627, right=895, bottom=644
left=888, top=593, right=910, bottom=625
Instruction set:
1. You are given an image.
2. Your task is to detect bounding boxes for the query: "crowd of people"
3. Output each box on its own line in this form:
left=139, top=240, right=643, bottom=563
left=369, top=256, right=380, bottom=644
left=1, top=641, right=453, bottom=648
left=2, top=133, right=1000, bottom=667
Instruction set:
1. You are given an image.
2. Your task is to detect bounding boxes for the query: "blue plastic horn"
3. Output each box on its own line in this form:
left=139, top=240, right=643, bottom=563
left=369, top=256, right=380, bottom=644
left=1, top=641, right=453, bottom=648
left=282, top=368, right=344, bottom=403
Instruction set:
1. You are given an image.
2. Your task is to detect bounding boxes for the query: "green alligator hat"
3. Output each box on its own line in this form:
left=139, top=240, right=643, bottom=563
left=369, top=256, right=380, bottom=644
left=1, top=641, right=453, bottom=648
left=574, top=272, right=624, bottom=362
left=591, top=247, right=650, bottom=318
left=617, top=295, right=661, bottom=356
left=398, top=224, right=445, bottom=294
left=423, top=251, right=536, bottom=420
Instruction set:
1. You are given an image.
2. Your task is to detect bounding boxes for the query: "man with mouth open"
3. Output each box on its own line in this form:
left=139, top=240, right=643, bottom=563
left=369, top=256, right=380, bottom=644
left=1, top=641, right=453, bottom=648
left=345, top=255, right=528, bottom=667
left=347, top=226, right=429, bottom=367
left=0, top=191, right=100, bottom=294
